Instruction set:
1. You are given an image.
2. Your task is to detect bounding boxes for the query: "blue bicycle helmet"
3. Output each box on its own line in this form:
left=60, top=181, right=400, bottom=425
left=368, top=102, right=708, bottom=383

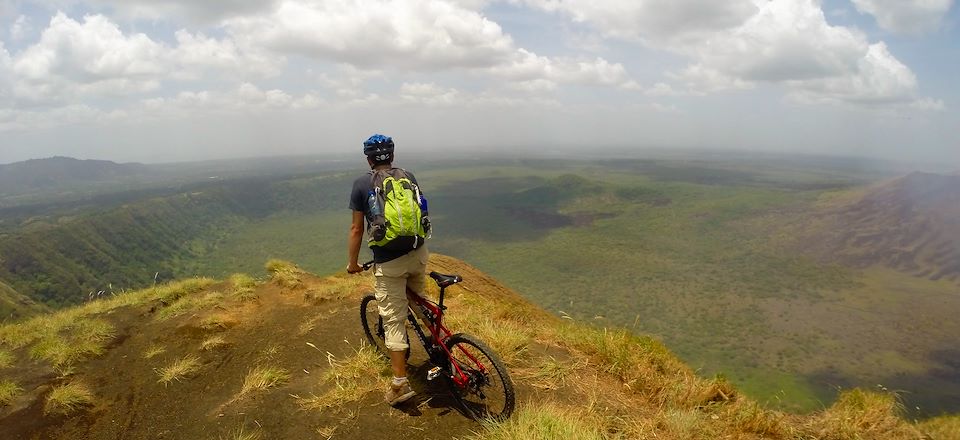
left=363, top=134, right=394, bottom=160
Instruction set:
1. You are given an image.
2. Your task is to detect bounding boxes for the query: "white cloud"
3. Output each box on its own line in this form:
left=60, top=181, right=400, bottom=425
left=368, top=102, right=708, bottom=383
left=399, top=82, right=461, bottom=105
left=491, top=48, right=635, bottom=89
left=671, top=0, right=930, bottom=107
left=171, top=30, right=282, bottom=79
left=786, top=42, right=918, bottom=105
left=523, top=0, right=942, bottom=108
left=225, top=0, right=515, bottom=70
left=142, top=83, right=322, bottom=116
left=7, top=12, right=280, bottom=104
left=87, top=0, right=278, bottom=23
left=0, top=41, right=12, bottom=105
left=851, top=0, right=954, bottom=34
left=519, top=0, right=758, bottom=46
left=9, top=14, right=30, bottom=40
left=909, top=97, right=946, bottom=111
left=11, top=12, right=167, bottom=102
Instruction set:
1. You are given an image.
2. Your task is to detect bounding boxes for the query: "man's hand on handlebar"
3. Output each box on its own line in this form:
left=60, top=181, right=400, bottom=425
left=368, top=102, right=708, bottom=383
left=347, top=261, right=375, bottom=274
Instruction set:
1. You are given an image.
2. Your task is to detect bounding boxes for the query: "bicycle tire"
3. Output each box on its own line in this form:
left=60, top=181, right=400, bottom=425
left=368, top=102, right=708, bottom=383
left=444, top=333, right=515, bottom=421
left=359, top=294, right=410, bottom=361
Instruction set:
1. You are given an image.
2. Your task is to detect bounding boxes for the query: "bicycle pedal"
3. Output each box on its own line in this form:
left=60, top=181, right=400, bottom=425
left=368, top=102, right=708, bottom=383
left=426, top=366, right=442, bottom=381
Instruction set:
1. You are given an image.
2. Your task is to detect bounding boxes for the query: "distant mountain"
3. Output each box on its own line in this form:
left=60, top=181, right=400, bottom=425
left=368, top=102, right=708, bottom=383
left=0, top=157, right=152, bottom=195
left=799, top=172, right=960, bottom=282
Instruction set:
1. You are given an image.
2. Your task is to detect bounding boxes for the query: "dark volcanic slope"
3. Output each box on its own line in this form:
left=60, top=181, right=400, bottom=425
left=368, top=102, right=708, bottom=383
left=801, top=172, right=960, bottom=282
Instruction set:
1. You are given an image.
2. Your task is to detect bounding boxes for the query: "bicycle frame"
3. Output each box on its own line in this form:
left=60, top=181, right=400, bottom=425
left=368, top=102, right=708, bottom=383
left=404, top=285, right=488, bottom=389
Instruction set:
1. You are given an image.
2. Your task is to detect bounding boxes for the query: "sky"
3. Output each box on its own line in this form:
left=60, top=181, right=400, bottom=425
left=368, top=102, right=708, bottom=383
left=0, top=0, right=957, bottom=166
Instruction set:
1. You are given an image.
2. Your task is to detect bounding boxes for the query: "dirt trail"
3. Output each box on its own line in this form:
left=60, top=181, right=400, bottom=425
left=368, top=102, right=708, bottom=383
left=0, top=255, right=561, bottom=440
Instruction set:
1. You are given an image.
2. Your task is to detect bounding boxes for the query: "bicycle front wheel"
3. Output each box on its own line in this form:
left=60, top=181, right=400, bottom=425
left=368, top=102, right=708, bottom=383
left=360, top=294, right=409, bottom=361
left=445, top=333, right=515, bottom=421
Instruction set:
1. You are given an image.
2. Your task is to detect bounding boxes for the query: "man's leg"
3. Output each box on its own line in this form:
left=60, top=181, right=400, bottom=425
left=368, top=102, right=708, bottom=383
left=374, top=260, right=415, bottom=405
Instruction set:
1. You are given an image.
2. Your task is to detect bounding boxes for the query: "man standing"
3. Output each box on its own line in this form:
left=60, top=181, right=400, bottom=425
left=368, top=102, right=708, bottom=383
left=347, top=134, right=429, bottom=406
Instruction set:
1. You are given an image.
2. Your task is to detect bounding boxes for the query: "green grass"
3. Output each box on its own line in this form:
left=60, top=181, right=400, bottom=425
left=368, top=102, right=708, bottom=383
left=45, top=381, right=95, bottom=414
left=0, top=349, right=13, bottom=369
left=0, top=379, right=21, bottom=406
left=28, top=318, right=115, bottom=374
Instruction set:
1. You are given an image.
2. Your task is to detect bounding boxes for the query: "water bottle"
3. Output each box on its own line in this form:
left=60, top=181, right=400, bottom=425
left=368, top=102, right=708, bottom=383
left=368, top=190, right=381, bottom=217
left=419, top=195, right=431, bottom=235
left=368, top=190, right=386, bottom=241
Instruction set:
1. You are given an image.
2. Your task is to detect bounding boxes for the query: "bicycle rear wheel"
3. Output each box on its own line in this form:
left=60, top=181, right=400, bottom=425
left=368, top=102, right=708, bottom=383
left=360, top=294, right=409, bottom=361
left=444, top=333, right=515, bottom=421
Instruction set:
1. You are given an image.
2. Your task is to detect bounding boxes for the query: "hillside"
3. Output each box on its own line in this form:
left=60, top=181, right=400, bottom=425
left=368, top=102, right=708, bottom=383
left=0, top=157, right=153, bottom=197
left=1, top=255, right=957, bottom=439
left=0, top=280, right=46, bottom=321
left=0, top=172, right=353, bottom=309
left=795, top=172, right=960, bottom=282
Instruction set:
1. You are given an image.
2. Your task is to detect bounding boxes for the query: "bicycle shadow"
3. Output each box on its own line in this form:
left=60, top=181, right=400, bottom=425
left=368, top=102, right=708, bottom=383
left=393, top=361, right=475, bottom=420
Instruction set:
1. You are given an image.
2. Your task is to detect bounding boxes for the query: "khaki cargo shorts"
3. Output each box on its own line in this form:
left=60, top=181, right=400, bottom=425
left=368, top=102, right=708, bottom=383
left=374, top=245, right=429, bottom=351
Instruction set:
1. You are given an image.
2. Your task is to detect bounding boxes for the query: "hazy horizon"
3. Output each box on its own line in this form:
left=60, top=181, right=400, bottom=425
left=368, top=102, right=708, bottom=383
left=1, top=1, right=958, bottom=166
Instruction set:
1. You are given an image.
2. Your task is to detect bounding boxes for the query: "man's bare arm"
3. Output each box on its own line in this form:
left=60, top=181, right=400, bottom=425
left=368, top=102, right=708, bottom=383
left=347, top=210, right=365, bottom=273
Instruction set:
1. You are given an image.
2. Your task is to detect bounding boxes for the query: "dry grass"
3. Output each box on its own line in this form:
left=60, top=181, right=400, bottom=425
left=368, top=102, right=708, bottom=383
left=45, top=381, right=95, bottom=415
left=239, top=365, right=290, bottom=397
left=467, top=403, right=606, bottom=440
left=803, top=389, right=923, bottom=440
left=200, top=336, right=229, bottom=351
left=143, top=344, right=166, bottom=359
left=304, top=275, right=367, bottom=304
left=0, top=379, right=21, bottom=406
left=151, top=277, right=218, bottom=305
left=156, top=291, right=224, bottom=321
left=299, top=344, right=388, bottom=410
left=229, top=273, right=259, bottom=301
left=516, top=356, right=584, bottom=390
left=0, top=278, right=214, bottom=352
left=0, top=349, right=13, bottom=369
left=157, top=355, right=202, bottom=385
left=199, top=313, right=238, bottom=331
left=265, top=259, right=303, bottom=289
left=220, top=426, right=262, bottom=440
left=316, top=425, right=337, bottom=439
left=917, top=414, right=960, bottom=439
left=537, top=322, right=731, bottom=408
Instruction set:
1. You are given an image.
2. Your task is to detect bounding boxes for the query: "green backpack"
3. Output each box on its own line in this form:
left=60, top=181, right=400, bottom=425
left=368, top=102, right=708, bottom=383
left=367, top=168, right=429, bottom=249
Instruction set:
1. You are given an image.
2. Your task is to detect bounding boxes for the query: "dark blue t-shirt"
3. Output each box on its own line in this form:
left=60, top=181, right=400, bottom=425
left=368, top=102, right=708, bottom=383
left=349, top=169, right=424, bottom=263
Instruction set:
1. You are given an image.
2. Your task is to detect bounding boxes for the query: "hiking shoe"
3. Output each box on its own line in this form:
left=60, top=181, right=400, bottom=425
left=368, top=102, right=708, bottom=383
left=385, top=381, right=416, bottom=406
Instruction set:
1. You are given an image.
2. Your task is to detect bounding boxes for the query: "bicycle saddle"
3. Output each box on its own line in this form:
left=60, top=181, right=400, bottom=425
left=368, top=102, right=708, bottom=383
left=429, top=271, right=462, bottom=288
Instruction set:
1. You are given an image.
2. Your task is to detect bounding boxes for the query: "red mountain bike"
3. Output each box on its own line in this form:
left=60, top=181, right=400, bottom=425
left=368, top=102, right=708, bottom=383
left=359, top=262, right=515, bottom=421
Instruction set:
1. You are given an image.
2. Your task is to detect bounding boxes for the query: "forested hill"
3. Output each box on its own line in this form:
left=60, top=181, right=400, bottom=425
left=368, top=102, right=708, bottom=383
left=0, top=172, right=354, bottom=314
left=0, top=157, right=152, bottom=195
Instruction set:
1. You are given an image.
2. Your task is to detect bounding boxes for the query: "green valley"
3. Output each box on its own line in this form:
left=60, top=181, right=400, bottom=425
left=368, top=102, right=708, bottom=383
left=1, top=154, right=957, bottom=418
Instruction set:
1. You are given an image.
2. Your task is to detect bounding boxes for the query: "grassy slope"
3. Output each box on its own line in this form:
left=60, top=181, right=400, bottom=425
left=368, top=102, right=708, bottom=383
left=0, top=255, right=956, bottom=439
